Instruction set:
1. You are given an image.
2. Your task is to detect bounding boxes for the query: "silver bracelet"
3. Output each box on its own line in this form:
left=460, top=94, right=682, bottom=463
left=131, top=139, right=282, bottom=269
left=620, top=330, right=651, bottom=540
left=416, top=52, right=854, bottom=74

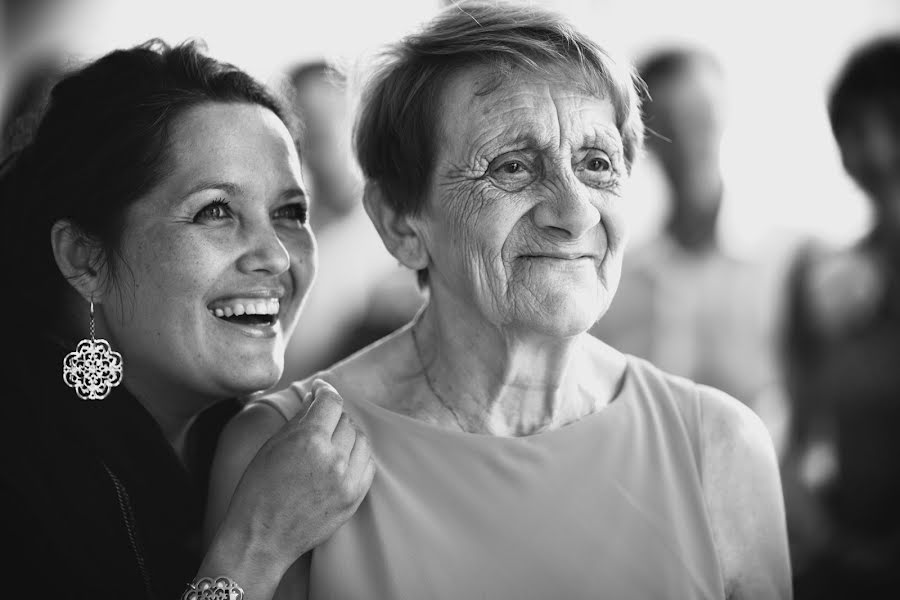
left=182, top=575, right=244, bottom=600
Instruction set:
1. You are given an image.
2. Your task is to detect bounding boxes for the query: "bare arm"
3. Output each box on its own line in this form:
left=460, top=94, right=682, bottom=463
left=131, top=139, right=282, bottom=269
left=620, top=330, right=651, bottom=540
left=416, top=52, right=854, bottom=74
left=199, top=380, right=375, bottom=600
left=700, top=385, right=792, bottom=600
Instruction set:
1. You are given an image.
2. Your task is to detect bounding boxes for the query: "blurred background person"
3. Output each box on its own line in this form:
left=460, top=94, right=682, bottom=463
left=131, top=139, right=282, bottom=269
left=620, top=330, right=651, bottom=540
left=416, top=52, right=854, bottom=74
left=778, top=34, right=900, bottom=599
left=276, top=59, right=423, bottom=387
left=590, top=47, right=784, bottom=414
left=1, top=52, right=66, bottom=156
left=0, top=0, right=73, bottom=156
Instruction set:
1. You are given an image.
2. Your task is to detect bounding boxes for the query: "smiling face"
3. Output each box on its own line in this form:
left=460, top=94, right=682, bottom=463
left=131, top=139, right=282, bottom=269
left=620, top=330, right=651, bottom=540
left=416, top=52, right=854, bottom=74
left=98, top=102, right=316, bottom=403
left=414, top=66, right=628, bottom=337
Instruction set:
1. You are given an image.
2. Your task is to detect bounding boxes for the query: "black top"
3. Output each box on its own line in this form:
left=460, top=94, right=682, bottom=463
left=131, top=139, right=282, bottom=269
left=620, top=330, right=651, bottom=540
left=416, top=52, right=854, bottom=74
left=782, top=237, right=900, bottom=596
left=0, top=335, right=240, bottom=599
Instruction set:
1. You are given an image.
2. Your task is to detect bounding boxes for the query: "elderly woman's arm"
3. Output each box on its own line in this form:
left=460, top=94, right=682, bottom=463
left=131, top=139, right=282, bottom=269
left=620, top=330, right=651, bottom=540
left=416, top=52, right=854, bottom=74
left=700, top=385, right=793, bottom=600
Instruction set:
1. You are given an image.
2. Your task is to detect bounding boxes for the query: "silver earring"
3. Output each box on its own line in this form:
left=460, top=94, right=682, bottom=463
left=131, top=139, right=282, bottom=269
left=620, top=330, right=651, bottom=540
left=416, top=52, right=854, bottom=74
left=62, top=298, right=123, bottom=400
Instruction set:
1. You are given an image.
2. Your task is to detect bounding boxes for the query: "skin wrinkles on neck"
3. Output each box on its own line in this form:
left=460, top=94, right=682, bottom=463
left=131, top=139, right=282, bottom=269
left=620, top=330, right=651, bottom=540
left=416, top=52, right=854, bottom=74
left=409, top=299, right=618, bottom=437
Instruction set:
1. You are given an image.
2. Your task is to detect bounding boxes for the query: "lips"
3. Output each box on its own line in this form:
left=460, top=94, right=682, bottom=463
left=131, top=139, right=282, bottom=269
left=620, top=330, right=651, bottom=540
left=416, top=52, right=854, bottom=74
left=520, top=253, right=598, bottom=261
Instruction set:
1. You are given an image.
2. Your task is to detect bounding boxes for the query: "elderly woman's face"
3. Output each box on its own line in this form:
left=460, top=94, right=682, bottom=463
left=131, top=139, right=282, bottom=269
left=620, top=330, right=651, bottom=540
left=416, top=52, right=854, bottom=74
left=99, top=102, right=316, bottom=399
left=418, top=67, right=628, bottom=336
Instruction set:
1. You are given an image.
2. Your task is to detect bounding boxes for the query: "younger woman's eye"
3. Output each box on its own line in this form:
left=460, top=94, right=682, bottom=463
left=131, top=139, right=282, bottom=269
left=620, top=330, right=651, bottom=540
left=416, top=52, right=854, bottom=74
left=194, top=199, right=231, bottom=222
left=274, top=202, right=308, bottom=225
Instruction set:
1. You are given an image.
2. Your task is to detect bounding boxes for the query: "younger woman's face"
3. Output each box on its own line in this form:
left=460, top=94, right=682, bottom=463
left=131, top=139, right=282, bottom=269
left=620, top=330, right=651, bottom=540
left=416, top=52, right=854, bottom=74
left=98, top=102, right=316, bottom=406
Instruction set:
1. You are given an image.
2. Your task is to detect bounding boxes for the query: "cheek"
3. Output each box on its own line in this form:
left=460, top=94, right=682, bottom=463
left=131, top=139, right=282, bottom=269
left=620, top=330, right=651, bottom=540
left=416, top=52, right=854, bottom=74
left=288, top=231, right=318, bottom=294
left=124, top=231, right=220, bottom=306
left=599, top=196, right=628, bottom=254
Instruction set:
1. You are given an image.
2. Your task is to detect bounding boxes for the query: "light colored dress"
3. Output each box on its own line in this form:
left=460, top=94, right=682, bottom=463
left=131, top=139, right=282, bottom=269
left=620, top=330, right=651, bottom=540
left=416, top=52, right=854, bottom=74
left=257, top=355, right=726, bottom=599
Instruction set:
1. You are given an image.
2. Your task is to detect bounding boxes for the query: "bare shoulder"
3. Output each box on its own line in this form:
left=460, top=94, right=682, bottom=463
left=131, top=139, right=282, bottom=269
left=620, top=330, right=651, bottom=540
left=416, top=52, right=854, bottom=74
left=321, top=323, right=420, bottom=410
left=696, top=385, right=792, bottom=600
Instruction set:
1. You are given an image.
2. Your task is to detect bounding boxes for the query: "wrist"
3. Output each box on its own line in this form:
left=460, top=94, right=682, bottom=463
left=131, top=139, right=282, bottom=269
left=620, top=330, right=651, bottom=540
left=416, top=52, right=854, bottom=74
left=198, top=522, right=294, bottom=600
left=182, top=575, right=244, bottom=600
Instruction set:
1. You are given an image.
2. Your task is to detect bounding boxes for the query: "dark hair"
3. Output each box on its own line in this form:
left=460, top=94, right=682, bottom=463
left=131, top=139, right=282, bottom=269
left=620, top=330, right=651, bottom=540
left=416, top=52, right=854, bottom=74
left=636, top=47, right=722, bottom=98
left=828, top=35, right=900, bottom=138
left=0, top=38, right=288, bottom=337
left=283, top=58, right=347, bottom=129
left=0, top=52, right=66, bottom=155
left=287, top=59, right=343, bottom=92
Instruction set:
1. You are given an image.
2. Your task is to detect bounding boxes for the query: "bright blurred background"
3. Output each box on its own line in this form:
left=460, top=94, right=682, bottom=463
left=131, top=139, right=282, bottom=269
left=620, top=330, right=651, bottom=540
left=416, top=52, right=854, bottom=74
left=4, top=0, right=899, bottom=253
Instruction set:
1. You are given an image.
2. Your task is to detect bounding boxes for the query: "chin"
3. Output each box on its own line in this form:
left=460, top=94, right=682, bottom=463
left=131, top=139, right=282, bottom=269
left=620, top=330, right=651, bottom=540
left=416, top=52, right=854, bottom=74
left=224, top=365, right=282, bottom=397
left=521, top=295, right=602, bottom=338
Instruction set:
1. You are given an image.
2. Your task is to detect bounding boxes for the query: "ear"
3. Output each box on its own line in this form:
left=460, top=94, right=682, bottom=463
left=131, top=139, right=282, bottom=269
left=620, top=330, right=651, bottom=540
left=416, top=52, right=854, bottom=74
left=362, top=181, right=429, bottom=271
left=50, top=219, right=106, bottom=302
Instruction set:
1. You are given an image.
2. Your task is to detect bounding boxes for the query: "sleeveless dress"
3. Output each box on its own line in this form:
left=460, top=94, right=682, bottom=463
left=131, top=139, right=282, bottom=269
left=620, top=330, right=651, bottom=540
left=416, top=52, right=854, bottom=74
left=258, top=355, right=725, bottom=599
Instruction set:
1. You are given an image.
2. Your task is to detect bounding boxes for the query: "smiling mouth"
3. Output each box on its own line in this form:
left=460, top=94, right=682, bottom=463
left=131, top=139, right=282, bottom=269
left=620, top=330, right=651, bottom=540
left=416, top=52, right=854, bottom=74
left=208, top=298, right=280, bottom=327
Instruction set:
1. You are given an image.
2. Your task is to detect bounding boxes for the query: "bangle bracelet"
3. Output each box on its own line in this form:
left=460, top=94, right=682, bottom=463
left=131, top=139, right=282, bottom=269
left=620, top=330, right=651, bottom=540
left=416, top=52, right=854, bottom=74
left=182, top=575, right=244, bottom=600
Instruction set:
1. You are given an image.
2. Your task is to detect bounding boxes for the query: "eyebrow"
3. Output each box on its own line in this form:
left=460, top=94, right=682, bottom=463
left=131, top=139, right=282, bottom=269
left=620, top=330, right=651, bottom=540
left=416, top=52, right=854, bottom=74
left=178, top=181, right=306, bottom=202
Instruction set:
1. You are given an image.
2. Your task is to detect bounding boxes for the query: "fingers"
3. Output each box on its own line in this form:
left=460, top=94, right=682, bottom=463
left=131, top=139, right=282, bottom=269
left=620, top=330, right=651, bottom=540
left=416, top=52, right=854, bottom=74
left=346, top=428, right=372, bottom=477
left=331, top=411, right=357, bottom=453
left=302, top=379, right=344, bottom=434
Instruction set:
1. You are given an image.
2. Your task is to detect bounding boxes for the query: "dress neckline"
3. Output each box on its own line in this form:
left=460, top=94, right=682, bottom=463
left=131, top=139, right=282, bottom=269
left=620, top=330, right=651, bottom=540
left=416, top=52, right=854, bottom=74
left=344, top=354, right=635, bottom=443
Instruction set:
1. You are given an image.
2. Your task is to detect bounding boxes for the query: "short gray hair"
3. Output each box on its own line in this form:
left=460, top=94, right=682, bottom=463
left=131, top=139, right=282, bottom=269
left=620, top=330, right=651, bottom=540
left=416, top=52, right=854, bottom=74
left=354, top=0, right=646, bottom=219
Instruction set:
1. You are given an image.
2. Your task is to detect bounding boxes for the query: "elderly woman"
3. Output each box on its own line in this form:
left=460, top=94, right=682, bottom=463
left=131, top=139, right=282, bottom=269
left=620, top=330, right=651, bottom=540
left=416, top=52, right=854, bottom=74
left=207, top=2, right=791, bottom=598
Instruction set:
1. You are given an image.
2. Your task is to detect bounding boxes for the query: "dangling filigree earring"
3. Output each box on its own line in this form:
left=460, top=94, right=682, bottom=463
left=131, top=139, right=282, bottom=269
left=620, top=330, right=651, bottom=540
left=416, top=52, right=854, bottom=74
left=63, top=297, right=123, bottom=400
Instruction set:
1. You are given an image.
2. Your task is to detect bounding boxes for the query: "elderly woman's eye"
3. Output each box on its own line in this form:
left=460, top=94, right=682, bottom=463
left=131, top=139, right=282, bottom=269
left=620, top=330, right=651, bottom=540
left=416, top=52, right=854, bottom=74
left=578, top=151, right=616, bottom=186
left=194, top=199, right=231, bottom=222
left=588, top=156, right=611, bottom=171
left=488, top=155, right=536, bottom=191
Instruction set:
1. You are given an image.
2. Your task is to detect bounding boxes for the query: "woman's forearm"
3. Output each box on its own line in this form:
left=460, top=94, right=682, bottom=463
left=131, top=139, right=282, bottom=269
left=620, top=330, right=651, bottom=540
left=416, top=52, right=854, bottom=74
left=193, top=522, right=294, bottom=600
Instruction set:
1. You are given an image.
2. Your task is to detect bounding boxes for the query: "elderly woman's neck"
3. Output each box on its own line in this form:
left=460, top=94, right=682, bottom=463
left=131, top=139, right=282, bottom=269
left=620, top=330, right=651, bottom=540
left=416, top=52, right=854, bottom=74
left=411, top=306, right=622, bottom=436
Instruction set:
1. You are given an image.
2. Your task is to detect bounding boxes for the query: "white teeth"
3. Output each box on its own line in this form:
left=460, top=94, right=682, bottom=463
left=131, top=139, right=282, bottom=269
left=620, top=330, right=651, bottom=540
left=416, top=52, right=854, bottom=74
left=209, top=298, right=280, bottom=318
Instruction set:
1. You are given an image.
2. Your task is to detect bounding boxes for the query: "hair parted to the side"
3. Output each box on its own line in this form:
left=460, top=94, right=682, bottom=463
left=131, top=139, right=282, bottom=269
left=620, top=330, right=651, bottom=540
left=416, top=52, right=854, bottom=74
left=828, top=34, right=900, bottom=138
left=354, top=0, right=645, bottom=220
left=353, top=0, right=645, bottom=287
left=0, top=38, right=290, bottom=339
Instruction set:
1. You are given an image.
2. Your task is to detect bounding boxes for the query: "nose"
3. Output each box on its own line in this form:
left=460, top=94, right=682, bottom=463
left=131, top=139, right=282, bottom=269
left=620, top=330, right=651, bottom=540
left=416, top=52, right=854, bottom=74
left=236, top=221, right=292, bottom=275
left=531, top=175, right=601, bottom=239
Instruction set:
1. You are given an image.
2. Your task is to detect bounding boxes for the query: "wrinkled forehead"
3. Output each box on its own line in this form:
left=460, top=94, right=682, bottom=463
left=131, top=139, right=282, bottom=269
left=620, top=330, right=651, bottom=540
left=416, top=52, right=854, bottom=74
left=435, top=63, right=616, bottom=150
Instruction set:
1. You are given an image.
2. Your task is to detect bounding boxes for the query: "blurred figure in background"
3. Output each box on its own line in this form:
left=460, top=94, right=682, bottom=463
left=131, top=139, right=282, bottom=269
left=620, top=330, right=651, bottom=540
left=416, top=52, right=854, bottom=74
left=591, top=47, right=780, bottom=410
left=1, top=52, right=66, bottom=155
left=1, top=0, right=71, bottom=156
left=277, top=60, right=423, bottom=387
left=779, top=35, right=900, bottom=599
